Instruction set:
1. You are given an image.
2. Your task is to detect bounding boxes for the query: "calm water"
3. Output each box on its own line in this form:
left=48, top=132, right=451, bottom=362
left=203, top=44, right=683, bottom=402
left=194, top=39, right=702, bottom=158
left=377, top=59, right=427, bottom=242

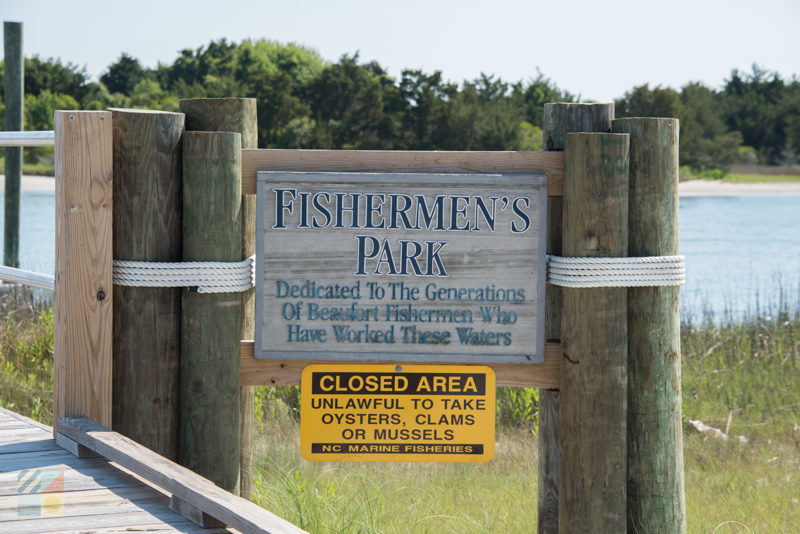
left=2, top=192, right=798, bottom=320
left=680, top=195, right=800, bottom=320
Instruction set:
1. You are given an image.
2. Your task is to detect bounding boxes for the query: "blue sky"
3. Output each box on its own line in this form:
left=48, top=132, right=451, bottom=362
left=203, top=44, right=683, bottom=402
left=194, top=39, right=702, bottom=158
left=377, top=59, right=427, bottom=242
left=3, top=0, right=798, bottom=101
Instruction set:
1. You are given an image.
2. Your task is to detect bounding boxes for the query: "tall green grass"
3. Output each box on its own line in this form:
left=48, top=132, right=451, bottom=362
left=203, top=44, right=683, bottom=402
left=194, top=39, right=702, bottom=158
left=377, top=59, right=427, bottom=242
left=0, top=289, right=54, bottom=423
left=0, top=290, right=798, bottom=532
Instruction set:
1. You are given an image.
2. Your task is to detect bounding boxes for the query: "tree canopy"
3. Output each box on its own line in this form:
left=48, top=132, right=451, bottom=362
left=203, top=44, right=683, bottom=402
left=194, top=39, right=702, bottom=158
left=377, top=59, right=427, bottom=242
left=2, top=39, right=798, bottom=170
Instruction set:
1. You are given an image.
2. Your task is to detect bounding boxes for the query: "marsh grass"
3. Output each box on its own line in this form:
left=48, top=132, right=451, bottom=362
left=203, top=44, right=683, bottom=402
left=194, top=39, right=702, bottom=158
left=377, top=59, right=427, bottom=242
left=0, top=287, right=53, bottom=423
left=0, top=289, right=798, bottom=532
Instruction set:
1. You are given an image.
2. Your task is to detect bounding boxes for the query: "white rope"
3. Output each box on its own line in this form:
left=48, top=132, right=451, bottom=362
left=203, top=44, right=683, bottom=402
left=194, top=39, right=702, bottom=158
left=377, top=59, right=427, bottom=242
left=547, top=255, right=685, bottom=288
left=113, top=256, right=255, bottom=293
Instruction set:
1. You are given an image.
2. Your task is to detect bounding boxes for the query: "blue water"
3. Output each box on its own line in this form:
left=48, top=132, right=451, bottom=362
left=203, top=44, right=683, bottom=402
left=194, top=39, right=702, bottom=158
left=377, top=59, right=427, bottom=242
left=680, top=195, right=800, bottom=321
left=0, top=191, right=56, bottom=275
left=2, top=191, right=798, bottom=320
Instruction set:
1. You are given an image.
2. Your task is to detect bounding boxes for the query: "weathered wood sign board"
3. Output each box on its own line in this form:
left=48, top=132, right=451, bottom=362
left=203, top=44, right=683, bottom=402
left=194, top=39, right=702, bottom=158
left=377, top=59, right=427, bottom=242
left=300, top=364, right=496, bottom=462
left=255, top=171, right=547, bottom=364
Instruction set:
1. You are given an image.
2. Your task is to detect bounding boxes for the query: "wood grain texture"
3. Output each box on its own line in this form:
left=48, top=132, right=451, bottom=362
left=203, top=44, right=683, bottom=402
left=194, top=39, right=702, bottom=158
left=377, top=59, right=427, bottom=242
left=180, top=98, right=258, bottom=148
left=255, top=172, right=546, bottom=364
left=542, top=103, right=614, bottom=151
left=180, top=131, right=242, bottom=493
left=242, top=149, right=564, bottom=196
left=57, top=416, right=308, bottom=534
left=170, top=494, right=226, bottom=528
left=538, top=102, right=613, bottom=534
left=560, top=133, right=629, bottom=534
left=179, top=97, right=259, bottom=500
left=111, top=108, right=184, bottom=459
left=56, top=432, right=100, bottom=458
left=240, top=340, right=560, bottom=388
left=613, top=118, right=686, bottom=533
left=3, top=22, right=23, bottom=268
left=54, top=111, right=113, bottom=428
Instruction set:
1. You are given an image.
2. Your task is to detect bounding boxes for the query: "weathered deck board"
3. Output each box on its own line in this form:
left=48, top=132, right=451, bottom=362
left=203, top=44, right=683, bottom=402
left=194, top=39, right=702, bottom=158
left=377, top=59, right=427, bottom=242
left=0, top=408, right=237, bottom=533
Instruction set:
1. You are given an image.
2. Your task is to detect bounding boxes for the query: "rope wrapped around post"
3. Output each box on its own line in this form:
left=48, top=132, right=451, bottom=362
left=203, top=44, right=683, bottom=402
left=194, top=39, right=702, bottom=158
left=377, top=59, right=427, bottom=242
left=546, top=255, right=685, bottom=288
left=112, top=256, right=255, bottom=293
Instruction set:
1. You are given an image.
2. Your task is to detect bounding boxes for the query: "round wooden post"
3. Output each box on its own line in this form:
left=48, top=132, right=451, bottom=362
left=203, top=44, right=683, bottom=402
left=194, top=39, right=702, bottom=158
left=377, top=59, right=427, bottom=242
left=560, top=132, right=629, bottom=533
left=179, top=98, right=257, bottom=499
left=613, top=118, right=686, bottom=532
left=539, top=103, right=613, bottom=534
left=3, top=21, right=23, bottom=267
left=179, top=131, right=243, bottom=492
left=112, top=109, right=184, bottom=459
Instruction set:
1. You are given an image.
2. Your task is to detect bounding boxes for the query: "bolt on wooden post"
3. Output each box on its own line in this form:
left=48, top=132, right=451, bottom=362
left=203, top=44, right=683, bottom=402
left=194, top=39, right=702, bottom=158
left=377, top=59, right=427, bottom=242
left=54, top=111, right=113, bottom=428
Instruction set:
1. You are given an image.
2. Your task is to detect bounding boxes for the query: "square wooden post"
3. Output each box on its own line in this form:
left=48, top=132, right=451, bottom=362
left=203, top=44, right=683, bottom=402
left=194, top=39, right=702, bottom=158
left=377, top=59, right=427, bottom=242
left=54, top=110, right=113, bottom=429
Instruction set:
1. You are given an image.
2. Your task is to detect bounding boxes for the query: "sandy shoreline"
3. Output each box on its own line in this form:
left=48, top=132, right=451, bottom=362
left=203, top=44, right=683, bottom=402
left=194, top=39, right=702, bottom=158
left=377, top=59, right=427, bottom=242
left=0, top=175, right=56, bottom=192
left=679, top=179, right=800, bottom=197
left=1, top=175, right=800, bottom=196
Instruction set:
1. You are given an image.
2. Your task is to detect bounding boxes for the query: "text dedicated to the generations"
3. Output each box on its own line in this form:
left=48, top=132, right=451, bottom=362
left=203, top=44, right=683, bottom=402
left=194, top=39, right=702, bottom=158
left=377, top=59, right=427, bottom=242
left=255, top=172, right=547, bottom=364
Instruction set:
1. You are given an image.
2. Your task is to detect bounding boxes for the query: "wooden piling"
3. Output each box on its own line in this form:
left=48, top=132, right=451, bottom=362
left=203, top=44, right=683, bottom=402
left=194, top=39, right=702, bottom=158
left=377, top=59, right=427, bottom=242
left=560, top=132, right=629, bottom=533
left=54, top=111, right=113, bottom=427
left=179, top=131, right=243, bottom=492
left=613, top=117, right=685, bottom=533
left=111, top=109, right=185, bottom=459
left=3, top=21, right=23, bottom=267
left=539, top=103, right=613, bottom=534
left=179, top=98, right=257, bottom=498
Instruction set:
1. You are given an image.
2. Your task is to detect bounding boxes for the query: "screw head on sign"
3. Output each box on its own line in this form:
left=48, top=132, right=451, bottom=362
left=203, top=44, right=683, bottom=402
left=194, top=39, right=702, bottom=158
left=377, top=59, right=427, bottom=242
left=97, top=290, right=106, bottom=301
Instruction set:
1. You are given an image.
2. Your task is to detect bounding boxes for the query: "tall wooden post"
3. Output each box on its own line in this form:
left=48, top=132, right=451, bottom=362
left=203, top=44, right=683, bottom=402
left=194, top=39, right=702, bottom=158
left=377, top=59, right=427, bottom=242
left=560, top=132, right=629, bottom=533
left=179, top=97, right=258, bottom=498
left=54, top=111, right=113, bottom=428
left=539, top=103, right=613, bottom=534
left=613, top=118, right=686, bottom=532
left=3, top=21, right=23, bottom=267
left=112, top=109, right=185, bottom=459
left=179, top=131, right=243, bottom=492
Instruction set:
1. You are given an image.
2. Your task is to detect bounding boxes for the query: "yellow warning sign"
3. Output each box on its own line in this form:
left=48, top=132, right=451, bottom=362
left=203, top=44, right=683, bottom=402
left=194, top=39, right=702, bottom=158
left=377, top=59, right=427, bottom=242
left=300, top=364, right=495, bottom=462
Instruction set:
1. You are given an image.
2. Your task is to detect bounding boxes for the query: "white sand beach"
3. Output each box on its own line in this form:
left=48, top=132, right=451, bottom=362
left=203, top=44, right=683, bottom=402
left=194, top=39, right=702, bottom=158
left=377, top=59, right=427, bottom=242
left=0, top=175, right=56, bottom=192
left=679, top=179, right=800, bottom=197
left=2, top=175, right=800, bottom=197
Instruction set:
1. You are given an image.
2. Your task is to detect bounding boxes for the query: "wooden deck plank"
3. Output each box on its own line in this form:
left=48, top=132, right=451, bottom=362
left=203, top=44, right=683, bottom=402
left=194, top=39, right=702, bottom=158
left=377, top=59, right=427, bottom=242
left=4, top=509, right=214, bottom=534
left=0, top=461, right=144, bottom=497
left=58, top=417, right=308, bottom=534
left=0, top=408, right=52, bottom=432
left=0, top=485, right=156, bottom=520
left=0, top=409, right=244, bottom=533
left=0, top=439, right=62, bottom=455
left=0, top=448, right=113, bottom=472
left=34, top=521, right=233, bottom=534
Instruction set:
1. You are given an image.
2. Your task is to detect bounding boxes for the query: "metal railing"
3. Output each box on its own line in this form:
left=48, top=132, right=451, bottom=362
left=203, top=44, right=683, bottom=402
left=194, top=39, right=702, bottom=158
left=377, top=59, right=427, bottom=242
left=1, top=130, right=57, bottom=289
left=0, top=266, right=54, bottom=291
left=0, top=130, right=55, bottom=147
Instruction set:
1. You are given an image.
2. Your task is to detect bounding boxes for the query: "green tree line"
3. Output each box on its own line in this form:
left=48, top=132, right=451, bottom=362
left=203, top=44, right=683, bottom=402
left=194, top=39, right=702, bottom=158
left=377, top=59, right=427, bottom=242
left=1, top=38, right=798, bottom=170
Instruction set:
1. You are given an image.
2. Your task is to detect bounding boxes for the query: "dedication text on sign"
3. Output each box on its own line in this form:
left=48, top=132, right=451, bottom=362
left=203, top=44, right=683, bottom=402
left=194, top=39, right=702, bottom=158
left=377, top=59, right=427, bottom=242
left=300, top=364, right=496, bottom=462
left=255, top=171, right=547, bottom=364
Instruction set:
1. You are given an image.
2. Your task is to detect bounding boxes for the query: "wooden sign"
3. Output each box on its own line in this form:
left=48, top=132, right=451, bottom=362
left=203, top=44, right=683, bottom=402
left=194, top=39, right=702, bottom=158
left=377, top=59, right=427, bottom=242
left=255, top=171, right=547, bottom=364
left=300, top=364, right=496, bottom=462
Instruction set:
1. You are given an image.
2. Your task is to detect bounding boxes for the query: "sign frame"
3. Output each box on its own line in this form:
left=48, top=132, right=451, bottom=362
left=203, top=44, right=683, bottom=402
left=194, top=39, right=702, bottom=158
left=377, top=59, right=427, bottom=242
left=254, top=170, right=548, bottom=364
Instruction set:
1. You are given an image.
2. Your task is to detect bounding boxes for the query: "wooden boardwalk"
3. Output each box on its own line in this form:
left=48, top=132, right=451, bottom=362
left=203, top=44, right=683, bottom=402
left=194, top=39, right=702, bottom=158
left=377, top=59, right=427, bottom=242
left=0, top=407, right=236, bottom=533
